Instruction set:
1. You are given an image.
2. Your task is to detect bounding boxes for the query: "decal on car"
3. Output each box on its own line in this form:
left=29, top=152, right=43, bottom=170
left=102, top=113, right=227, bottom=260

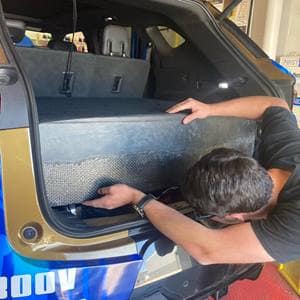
left=0, top=160, right=143, bottom=300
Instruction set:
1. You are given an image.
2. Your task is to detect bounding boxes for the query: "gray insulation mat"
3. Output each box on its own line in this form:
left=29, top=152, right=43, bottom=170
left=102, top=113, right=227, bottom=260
left=37, top=97, right=257, bottom=207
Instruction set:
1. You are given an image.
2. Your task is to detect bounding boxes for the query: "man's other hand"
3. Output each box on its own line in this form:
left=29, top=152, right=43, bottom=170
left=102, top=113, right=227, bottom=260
left=167, top=98, right=211, bottom=124
left=82, top=184, right=145, bottom=209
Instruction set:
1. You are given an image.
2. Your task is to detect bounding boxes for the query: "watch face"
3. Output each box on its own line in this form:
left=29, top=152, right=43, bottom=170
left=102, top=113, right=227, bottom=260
left=133, top=204, right=144, bottom=218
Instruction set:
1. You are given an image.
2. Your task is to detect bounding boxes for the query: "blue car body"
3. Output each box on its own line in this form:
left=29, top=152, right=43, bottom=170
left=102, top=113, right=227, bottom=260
left=0, top=162, right=143, bottom=300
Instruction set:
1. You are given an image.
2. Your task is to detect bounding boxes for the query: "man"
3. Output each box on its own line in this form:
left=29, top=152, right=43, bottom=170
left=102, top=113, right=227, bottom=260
left=83, top=96, right=300, bottom=264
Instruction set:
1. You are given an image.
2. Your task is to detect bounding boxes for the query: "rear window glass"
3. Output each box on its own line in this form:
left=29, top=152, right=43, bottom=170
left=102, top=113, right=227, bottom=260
left=158, top=26, right=185, bottom=48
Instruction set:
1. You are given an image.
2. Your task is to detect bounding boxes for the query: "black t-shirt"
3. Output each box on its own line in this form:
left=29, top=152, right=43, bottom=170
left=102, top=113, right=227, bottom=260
left=251, top=106, right=300, bottom=263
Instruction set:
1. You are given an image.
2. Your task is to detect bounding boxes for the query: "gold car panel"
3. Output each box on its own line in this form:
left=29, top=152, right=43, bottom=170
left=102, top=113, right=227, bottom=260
left=0, top=128, right=136, bottom=260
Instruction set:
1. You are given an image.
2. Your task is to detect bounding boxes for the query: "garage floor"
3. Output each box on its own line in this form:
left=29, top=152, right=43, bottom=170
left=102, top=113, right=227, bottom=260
left=213, top=263, right=299, bottom=300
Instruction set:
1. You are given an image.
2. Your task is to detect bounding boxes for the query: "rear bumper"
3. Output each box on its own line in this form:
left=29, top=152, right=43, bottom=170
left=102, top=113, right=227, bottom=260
left=131, top=261, right=263, bottom=299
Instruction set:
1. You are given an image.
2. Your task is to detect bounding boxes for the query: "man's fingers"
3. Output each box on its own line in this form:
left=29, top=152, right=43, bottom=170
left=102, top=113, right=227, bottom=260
left=182, top=113, right=198, bottom=124
left=167, top=102, right=192, bottom=113
left=82, top=195, right=112, bottom=208
left=97, top=186, right=111, bottom=195
left=82, top=199, right=103, bottom=208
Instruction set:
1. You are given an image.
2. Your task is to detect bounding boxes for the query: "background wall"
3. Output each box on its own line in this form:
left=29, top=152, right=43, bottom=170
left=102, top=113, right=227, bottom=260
left=249, top=0, right=268, bottom=49
left=276, top=0, right=300, bottom=57
left=249, top=0, right=300, bottom=59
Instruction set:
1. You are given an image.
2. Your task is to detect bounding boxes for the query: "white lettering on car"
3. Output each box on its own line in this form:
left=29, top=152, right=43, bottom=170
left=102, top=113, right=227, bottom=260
left=0, top=277, right=8, bottom=299
left=11, top=275, right=31, bottom=298
left=0, top=268, right=77, bottom=299
left=35, top=272, right=55, bottom=295
left=57, top=268, right=76, bottom=292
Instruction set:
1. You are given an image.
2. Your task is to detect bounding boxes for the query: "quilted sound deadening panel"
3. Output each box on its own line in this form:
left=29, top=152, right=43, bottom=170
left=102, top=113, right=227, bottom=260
left=38, top=97, right=257, bottom=206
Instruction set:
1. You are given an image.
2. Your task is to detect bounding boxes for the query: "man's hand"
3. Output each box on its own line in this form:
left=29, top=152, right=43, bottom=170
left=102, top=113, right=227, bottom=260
left=167, top=98, right=211, bottom=124
left=82, top=184, right=145, bottom=209
left=167, top=96, right=289, bottom=123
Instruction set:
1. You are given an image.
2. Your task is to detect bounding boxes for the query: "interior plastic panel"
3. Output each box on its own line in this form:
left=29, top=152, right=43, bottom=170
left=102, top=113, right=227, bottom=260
left=16, top=47, right=150, bottom=98
left=37, top=97, right=257, bottom=207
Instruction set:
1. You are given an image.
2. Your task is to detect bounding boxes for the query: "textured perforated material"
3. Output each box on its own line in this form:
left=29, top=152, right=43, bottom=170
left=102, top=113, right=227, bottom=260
left=38, top=98, right=257, bottom=206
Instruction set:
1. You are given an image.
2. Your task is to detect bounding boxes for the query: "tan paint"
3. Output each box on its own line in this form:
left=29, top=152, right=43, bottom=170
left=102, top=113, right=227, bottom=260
left=0, top=47, right=8, bottom=64
left=0, top=128, right=132, bottom=260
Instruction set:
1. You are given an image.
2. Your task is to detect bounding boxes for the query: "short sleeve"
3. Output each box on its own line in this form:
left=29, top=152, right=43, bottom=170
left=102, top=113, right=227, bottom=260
left=252, top=106, right=300, bottom=262
left=251, top=196, right=300, bottom=262
left=257, top=107, right=300, bottom=170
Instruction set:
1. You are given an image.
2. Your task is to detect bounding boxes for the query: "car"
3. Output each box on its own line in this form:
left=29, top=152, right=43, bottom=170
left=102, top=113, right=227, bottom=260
left=0, top=0, right=295, bottom=299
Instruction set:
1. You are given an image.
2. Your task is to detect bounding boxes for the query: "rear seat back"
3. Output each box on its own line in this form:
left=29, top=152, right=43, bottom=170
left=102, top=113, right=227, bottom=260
left=16, top=47, right=150, bottom=98
left=102, top=25, right=130, bottom=57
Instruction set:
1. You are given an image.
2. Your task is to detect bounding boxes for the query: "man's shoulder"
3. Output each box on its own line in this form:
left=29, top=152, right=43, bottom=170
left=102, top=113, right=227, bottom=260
left=257, top=107, right=300, bottom=170
left=261, top=106, right=296, bottom=129
left=251, top=167, right=300, bottom=263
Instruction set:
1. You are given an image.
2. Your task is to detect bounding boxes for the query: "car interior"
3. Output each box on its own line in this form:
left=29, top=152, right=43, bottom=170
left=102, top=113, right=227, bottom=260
left=3, top=0, right=263, bottom=236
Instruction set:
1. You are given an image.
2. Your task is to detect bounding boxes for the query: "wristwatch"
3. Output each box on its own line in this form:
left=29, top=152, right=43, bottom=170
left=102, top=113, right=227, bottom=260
left=132, top=186, right=179, bottom=218
left=132, top=194, right=156, bottom=218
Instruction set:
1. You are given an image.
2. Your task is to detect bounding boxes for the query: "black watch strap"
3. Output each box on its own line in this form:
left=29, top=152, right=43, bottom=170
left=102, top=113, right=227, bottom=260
left=133, top=194, right=156, bottom=218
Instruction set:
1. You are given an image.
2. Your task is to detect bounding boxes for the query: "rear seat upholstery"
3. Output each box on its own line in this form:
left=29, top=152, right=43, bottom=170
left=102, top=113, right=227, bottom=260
left=16, top=47, right=150, bottom=98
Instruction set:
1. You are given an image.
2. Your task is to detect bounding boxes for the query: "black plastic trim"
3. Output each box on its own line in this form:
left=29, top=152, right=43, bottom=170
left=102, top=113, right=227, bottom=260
left=185, top=0, right=282, bottom=98
left=222, top=19, right=269, bottom=59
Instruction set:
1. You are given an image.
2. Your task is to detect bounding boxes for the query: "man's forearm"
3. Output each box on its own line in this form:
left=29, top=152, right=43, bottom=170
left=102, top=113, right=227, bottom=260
left=208, top=96, right=289, bottom=120
left=143, top=199, right=216, bottom=264
left=142, top=199, right=274, bottom=264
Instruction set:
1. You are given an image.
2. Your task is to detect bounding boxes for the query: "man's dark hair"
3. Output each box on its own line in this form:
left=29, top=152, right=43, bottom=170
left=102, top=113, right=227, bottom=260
left=182, top=148, right=273, bottom=217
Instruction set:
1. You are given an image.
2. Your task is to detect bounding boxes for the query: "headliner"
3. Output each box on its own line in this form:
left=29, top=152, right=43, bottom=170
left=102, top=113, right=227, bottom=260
left=2, top=0, right=172, bottom=33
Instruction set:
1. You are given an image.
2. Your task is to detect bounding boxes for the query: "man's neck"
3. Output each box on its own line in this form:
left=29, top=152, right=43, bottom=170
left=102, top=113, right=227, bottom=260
left=249, top=168, right=292, bottom=220
left=264, top=168, right=292, bottom=211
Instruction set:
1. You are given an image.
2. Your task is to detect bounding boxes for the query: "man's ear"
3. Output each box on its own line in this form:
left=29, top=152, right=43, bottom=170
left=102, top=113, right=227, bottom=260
left=224, top=213, right=246, bottom=222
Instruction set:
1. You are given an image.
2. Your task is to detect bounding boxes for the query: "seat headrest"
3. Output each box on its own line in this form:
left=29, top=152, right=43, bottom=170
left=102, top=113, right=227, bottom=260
left=48, top=40, right=77, bottom=51
left=6, top=19, right=25, bottom=43
left=102, top=25, right=130, bottom=57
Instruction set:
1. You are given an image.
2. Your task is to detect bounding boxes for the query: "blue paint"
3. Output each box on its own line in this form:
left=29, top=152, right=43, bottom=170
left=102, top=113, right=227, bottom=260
left=0, top=159, right=143, bottom=300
